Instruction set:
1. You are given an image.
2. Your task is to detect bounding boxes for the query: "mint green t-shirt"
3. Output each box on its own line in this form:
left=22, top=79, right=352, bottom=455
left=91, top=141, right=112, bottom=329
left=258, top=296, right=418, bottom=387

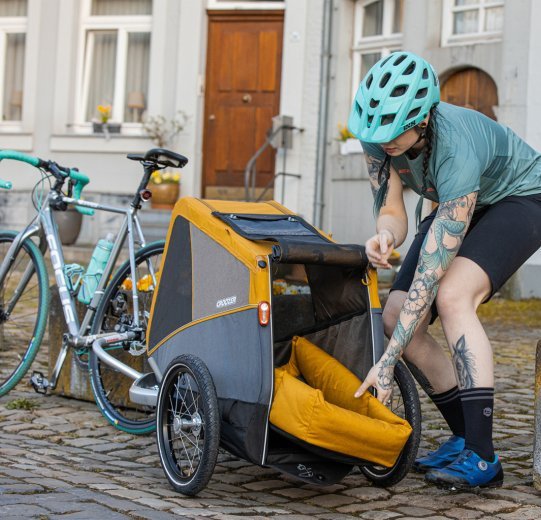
left=360, top=102, right=541, bottom=207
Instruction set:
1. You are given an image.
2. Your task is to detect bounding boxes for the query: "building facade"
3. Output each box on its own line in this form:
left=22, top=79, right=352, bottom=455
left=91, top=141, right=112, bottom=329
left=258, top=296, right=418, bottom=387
left=0, top=0, right=539, bottom=295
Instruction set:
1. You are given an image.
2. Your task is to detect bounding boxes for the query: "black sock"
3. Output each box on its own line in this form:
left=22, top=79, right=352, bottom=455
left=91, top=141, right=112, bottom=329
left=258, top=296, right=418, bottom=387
left=460, top=387, right=495, bottom=461
left=430, top=386, right=465, bottom=438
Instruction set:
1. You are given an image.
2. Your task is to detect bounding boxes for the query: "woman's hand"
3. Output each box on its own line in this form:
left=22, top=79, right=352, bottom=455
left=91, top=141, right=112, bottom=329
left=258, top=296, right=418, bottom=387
left=365, top=230, right=395, bottom=269
left=354, top=355, right=396, bottom=405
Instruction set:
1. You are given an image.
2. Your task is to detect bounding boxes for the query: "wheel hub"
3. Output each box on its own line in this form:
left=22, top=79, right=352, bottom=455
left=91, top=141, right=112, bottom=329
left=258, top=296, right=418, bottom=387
left=173, top=411, right=202, bottom=436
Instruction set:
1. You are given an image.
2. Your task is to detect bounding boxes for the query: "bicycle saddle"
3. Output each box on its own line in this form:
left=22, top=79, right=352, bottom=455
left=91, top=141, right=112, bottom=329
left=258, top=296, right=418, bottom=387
left=127, top=148, right=188, bottom=169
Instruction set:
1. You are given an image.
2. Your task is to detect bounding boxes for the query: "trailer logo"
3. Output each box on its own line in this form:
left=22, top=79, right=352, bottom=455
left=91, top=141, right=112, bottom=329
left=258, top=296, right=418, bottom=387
left=297, top=464, right=314, bottom=478
left=216, top=296, right=237, bottom=309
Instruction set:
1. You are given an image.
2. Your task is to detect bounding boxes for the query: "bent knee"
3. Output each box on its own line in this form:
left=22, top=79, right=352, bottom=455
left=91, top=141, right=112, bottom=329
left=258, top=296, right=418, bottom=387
left=436, top=281, right=481, bottom=319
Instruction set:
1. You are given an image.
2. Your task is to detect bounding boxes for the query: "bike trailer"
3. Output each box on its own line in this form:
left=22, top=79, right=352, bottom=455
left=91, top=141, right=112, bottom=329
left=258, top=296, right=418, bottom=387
left=146, top=197, right=419, bottom=495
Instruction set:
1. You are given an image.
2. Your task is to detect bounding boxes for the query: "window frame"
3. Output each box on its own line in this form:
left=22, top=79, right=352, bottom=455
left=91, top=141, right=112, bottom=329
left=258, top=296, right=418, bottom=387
left=352, top=0, right=402, bottom=100
left=0, top=8, right=27, bottom=128
left=74, top=0, right=152, bottom=133
left=441, top=0, right=504, bottom=47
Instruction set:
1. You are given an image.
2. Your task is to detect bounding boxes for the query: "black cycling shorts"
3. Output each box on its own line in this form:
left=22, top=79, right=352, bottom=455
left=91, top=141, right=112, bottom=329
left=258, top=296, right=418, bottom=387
left=391, top=193, right=541, bottom=320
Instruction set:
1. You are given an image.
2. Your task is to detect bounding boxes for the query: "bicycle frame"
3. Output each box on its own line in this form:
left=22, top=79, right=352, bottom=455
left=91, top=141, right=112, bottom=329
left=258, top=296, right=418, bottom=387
left=0, top=189, right=157, bottom=390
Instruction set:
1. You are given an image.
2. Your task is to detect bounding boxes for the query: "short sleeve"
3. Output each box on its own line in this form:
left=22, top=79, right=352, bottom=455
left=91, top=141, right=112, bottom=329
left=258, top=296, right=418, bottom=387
left=434, top=143, right=482, bottom=203
left=360, top=141, right=385, bottom=160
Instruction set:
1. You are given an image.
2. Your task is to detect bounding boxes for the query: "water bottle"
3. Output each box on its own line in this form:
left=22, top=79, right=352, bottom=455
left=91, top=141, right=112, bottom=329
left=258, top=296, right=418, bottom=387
left=78, top=233, right=115, bottom=304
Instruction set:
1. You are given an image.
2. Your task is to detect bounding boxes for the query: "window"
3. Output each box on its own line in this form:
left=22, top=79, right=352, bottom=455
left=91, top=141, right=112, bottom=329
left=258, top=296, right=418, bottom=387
left=0, top=0, right=27, bottom=123
left=77, top=0, right=152, bottom=128
left=442, top=0, right=504, bottom=46
left=352, top=0, right=403, bottom=97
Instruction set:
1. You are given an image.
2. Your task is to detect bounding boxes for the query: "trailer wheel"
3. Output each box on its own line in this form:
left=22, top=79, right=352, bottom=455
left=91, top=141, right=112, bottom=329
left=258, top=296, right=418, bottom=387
left=156, top=354, right=220, bottom=496
left=360, top=360, right=421, bottom=487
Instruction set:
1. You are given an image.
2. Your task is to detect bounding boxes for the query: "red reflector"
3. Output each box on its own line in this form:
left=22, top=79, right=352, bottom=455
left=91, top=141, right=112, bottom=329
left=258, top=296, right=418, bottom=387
left=258, top=301, right=270, bottom=326
left=140, top=189, right=152, bottom=201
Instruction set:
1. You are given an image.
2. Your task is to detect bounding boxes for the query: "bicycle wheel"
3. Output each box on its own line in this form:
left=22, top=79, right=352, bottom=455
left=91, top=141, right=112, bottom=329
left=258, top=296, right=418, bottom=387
left=0, top=231, right=49, bottom=396
left=89, top=241, right=164, bottom=434
left=360, top=360, right=421, bottom=487
left=156, top=354, right=220, bottom=496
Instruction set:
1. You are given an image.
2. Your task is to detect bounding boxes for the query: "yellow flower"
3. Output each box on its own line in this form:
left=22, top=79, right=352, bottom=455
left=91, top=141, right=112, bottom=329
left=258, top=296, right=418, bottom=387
left=337, top=123, right=355, bottom=142
left=149, top=169, right=180, bottom=185
left=97, top=104, right=112, bottom=123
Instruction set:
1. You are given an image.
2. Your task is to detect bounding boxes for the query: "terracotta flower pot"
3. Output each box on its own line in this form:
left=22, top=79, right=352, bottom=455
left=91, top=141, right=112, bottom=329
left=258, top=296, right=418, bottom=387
left=150, top=182, right=180, bottom=210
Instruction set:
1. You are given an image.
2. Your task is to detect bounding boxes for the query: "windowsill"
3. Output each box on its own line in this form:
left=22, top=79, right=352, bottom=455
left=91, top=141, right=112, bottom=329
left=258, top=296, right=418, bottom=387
left=0, top=131, right=33, bottom=151
left=443, top=33, right=502, bottom=47
left=50, top=133, right=153, bottom=153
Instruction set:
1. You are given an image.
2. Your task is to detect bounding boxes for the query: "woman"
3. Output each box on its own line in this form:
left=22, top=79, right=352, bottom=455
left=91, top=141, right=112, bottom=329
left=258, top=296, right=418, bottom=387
left=349, top=51, right=541, bottom=490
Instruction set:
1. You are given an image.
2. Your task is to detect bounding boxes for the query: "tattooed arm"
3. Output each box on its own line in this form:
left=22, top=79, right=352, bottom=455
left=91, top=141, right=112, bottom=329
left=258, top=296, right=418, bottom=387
left=365, top=154, right=408, bottom=268
left=356, top=191, right=478, bottom=403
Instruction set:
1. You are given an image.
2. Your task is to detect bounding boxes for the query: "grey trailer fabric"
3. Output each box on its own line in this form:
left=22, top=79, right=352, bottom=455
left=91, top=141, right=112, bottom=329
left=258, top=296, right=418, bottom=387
left=148, top=216, right=192, bottom=348
left=273, top=314, right=374, bottom=381
left=150, top=308, right=273, bottom=464
left=190, top=224, right=250, bottom=321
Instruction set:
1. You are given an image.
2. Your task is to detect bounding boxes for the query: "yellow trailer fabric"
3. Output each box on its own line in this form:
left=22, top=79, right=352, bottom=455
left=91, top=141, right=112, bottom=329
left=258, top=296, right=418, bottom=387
left=270, top=336, right=412, bottom=468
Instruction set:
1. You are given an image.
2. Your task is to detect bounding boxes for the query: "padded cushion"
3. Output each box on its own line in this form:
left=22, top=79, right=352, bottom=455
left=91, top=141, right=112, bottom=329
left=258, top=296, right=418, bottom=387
left=270, top=336, right=412, bottom=468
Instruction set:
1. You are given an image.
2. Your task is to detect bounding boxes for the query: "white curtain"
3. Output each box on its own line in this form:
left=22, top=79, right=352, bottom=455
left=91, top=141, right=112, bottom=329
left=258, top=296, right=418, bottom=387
left=3, top=33, right=25, bottom=121
left=91, top=0, right=152, bottom=16
left=363, top=0, right=384, bottom=37
left=453, top=10, right=478, bottom=34
left=0, top=0, right=27, bottom=17
left=124, top=32, right=150, bottom=123
left=85, top=31, right=117, bottom=121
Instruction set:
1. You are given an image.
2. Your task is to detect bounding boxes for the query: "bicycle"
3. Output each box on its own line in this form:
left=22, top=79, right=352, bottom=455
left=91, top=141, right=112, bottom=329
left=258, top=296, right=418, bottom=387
left=0, top=148, right=187, bottom=434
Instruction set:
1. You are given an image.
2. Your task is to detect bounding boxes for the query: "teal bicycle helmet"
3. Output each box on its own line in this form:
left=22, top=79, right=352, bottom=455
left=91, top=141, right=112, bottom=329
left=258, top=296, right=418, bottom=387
left=348, top=52, right=440, bottom=143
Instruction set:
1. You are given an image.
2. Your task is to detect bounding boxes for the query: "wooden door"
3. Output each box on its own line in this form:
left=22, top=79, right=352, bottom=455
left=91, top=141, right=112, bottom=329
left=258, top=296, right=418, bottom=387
left=203, top=11, right=284, bottom=200
left=441, top=68, right=499, bottom=120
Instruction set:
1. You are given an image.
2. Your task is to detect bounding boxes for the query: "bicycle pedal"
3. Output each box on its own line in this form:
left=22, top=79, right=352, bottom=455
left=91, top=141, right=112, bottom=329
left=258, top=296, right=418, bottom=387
left=30, top=371, right=49, bottom=394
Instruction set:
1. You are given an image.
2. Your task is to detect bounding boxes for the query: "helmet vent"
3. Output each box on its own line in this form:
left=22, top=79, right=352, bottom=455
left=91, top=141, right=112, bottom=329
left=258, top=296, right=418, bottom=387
left=367, top=115, right=374, bottom=127
left=394, top=54, right=407, bottom=66
left=355, top=102, right=363, bottom=118
left=422, top=68, right=429, bottom=80
left=415, top=87, right=428, bottom=99
left=406, top=107, right=421, bottom=120
left=380, top=55, right=393, bottom=67
left=366, top=74, right=373, bottom=89
left=379, top=72, right=392, bottom=88
left=403, top=62, right=416, bottom=75
left=370, top=98, right=379, bottom=108
left=381, top=114, right=395, bottom=126
left=391, top=85, right=408, bottom=97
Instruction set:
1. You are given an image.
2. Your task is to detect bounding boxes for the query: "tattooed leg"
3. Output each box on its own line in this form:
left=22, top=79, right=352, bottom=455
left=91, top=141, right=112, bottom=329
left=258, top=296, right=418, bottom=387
left=437, top=257, right=494, bottom=389
left=450, top=335, right=477, bottom=389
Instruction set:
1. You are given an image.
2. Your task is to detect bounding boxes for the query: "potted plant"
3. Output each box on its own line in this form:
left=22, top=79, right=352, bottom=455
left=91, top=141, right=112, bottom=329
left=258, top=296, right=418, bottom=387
left=143, top=110, right=187, bottom=209
left=337, top=123, right=363, bottom=155
left=93, top=104, right=121, bottom=135
left=148, top=170, right=181, bottom=209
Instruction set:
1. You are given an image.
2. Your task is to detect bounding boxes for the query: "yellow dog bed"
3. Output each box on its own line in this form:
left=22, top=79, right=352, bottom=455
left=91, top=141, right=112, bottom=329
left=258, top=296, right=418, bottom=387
left=270, top=336, right=412, bottom=468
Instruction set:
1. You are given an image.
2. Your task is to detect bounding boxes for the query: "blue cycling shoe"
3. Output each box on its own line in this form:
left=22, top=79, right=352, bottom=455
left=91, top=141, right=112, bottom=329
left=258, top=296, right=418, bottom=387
left=413, top=435, right=465, bottom=473
left=425, top=449, right=504, bottom=490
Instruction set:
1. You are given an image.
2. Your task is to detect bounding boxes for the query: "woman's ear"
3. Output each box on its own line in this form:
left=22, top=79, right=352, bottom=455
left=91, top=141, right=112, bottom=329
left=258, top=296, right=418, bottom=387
left=418, top=113, right=430, bottom=129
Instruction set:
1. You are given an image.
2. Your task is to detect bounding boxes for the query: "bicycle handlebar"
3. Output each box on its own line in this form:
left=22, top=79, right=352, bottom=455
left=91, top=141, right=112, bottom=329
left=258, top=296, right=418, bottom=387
left=0, top=149, right=94, bottom=216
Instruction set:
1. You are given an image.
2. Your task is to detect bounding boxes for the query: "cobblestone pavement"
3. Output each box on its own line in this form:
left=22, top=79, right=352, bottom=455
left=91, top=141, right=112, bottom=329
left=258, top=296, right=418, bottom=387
left=1, top=299, right=540, bottom=519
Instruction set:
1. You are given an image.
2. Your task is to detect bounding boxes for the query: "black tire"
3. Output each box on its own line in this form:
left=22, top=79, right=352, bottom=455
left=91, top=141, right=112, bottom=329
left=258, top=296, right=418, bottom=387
left=360, top=360, right=421, bottom=487
left=89, top=241, right=164, bottom=434
left=0, top=232, right=49, bottom=396
left=156, top=354, right=220, bottom=496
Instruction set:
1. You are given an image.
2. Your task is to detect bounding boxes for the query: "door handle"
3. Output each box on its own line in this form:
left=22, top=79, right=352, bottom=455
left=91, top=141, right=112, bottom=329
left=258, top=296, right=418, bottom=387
left=209, top=114, right=216, bottom=121
left=242, top=94, right=252, bottom=104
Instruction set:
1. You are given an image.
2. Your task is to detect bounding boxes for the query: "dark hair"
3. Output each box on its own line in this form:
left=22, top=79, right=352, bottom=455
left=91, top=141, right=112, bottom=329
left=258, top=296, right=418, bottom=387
left=421, top=105, right=438, bottom=194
